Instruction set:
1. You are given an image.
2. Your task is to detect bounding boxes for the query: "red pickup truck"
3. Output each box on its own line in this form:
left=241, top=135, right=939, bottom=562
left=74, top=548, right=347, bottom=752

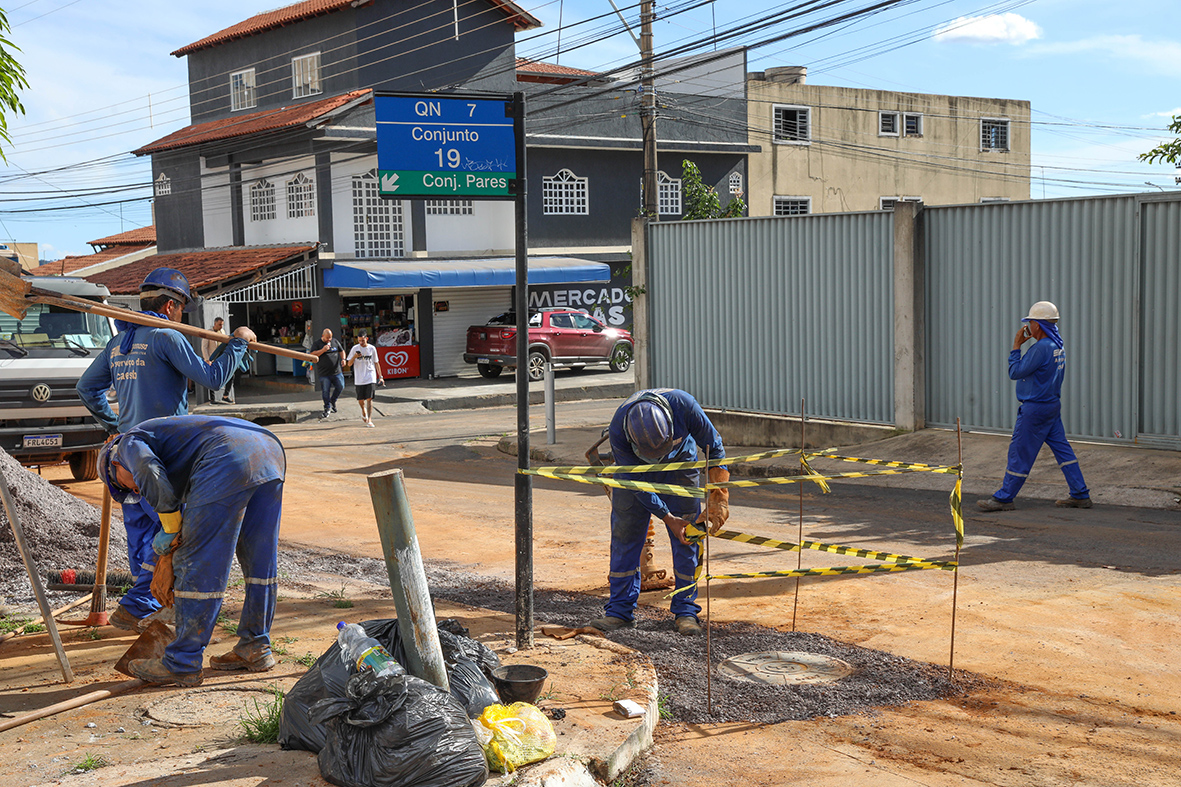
left=464, top=309, right=633, bottom=381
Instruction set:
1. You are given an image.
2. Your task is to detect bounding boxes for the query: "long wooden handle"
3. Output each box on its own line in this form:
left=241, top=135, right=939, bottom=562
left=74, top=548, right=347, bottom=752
left=0, top=679, right=145, bottom=732
left=0, top=594, right=93, bottom=646
left=31, top=292, right=317, bottom=363
left=89, top=488, right=112, bottom=615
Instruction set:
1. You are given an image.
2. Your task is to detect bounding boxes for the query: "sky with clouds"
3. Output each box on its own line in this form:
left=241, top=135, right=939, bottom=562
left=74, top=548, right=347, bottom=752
left=1, top=0, right=1178, bottom=259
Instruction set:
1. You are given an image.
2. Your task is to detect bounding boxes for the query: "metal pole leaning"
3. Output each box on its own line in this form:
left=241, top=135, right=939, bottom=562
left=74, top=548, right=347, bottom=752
left=367, top=468, right=449, bottom=692
left=949, top=417, right=964, bottom=679
left=791, top=398, right=805, bottom=632
left=0, top=469, right=73, bottom=683
left=512, top=90, right=534, bottom=650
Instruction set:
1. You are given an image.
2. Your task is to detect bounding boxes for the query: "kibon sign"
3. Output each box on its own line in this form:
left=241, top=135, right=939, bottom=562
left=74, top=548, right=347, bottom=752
left=379, top=346, right=421, bottom=380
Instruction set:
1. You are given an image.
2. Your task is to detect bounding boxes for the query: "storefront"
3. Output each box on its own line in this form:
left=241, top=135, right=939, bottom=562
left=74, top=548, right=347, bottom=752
left=339, top=293, right=420, bottom=379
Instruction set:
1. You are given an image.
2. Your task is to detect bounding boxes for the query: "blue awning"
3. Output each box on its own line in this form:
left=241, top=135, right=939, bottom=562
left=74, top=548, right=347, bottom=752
left=323, top=256, right=611, bottom=290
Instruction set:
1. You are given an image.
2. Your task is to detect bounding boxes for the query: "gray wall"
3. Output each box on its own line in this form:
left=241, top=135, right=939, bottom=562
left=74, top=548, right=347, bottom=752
left=153, top=151, right=205, bottom=252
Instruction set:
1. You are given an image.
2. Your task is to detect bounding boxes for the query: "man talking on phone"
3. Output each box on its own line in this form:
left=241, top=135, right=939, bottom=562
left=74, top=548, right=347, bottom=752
left=977, top=300, right=1091, bottom=512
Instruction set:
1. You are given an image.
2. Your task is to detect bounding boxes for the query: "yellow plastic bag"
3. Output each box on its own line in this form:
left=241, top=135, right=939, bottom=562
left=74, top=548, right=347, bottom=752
left=474, top=702, right=557, bottom=773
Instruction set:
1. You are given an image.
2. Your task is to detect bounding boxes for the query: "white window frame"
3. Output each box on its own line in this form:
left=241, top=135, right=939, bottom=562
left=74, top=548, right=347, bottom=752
left=542, top=168, right=589, bottom=215
left=154, top=173, right=171, bottom=197
left=656, top=171, right=681, bottom=215
left=773, top=196, right=811, bottom=216
left=728, top=171, right=743, bottom=196
left=230, top=68, right=256, bottom=112
left=352, top=169, right=404, bottom=258
left=249, top=178, right=276, bottom=222
left=425, top=199, right=474, bottom=215
left=880, top=196, right=923, bottom=211
left=292, top=52, right=322, bottom=99
left=903, top=113, right=923, bottom=137
left=981, top=117, right=1010, bottom=151
left=879, top=111, right=899, bottom=137
left=773, top=104, right=810, bottom=145
left=286, top=173, right=315, bottom=218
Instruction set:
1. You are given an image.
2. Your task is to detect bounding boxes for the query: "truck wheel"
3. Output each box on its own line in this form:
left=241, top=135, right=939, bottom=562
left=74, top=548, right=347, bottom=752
left=69, top=450, right=99, bottom=482
left=477, top=362, right=503, bottom=379
left=527, top=351, right=547, bottom=382
left=609, top=343, right=633, bottom=373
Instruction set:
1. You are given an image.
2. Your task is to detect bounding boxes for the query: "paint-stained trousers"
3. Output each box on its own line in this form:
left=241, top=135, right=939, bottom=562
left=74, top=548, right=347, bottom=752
left=604, top=474, right=702, bottom=621
left=164, top=480, right=282, bottom=675
left=120, top=501, right=163, bottom=619
left=993, top=400, right=1090, bottom=502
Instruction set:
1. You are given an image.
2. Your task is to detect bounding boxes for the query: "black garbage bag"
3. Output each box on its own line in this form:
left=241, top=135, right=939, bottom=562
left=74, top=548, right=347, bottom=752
left=311, top=670, right=488, bottom=787
left=279, top=618, right=503, bottom=752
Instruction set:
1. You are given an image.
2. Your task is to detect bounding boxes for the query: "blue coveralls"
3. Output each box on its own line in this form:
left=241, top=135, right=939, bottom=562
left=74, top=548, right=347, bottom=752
left=113, top=415, right=285, bottom=674
left=993, top=336, right=1090, bottom=502
left=77, top=320, right=247, bottom=619
left=604, top=389, right=726, bottom=621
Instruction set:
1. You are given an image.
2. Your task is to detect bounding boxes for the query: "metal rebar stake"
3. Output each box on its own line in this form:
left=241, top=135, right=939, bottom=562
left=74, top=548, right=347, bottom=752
left=704, top=448, right=712, bottom=716
left=791, top=398, right=805, bottom=631
left=949, top=417, right=964, bottom=679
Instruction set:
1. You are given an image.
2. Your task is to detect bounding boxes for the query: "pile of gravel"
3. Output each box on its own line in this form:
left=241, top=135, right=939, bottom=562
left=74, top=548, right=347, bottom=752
left=277, top=545, right=989, bottom=724
left=0, top=449, right=126, bottom=611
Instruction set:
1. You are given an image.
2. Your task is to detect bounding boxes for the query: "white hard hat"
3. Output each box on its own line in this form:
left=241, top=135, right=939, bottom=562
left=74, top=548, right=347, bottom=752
left=1024, top=300, right=1059, bottom=321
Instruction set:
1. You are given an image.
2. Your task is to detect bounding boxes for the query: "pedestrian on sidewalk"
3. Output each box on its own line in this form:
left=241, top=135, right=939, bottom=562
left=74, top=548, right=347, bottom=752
left=202, top=317, right=228, bottom=404
left=345, top=332, right=384, bottom=426
left=978, top=300, right=1091, bottom=512
left=584, top=389, right=730, bottom=637
left=310, top=328, right=345, bottom=419
left=97, top=414, right=285, bottom=687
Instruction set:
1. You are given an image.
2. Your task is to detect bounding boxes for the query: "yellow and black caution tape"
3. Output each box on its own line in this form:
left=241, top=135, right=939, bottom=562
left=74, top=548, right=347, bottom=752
left=711, top=465, right=960, bottom=490
left=705, top=561, right=958, bottom=580
left=950, top=477, right=964, bottom=549
left=706, top=528, right=944, bottom=567
left=818, top=455, right=957, bottom=472
left=524, top=470, right=705, bottom=498
left=525, top=446, right=839, bottom=478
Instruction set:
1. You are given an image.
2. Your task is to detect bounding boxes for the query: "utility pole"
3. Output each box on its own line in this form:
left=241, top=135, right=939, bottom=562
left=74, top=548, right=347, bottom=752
left=640, top=0, right=658, bottom=219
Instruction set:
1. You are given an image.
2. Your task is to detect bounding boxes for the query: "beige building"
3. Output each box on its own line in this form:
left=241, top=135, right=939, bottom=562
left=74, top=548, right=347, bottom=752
left=746, top=67, right=1030, bottom=216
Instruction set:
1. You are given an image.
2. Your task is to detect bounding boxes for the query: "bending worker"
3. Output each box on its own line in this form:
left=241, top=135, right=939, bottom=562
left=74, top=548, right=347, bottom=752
left=585, top=389, right=729, bottom=637
left=978, top=300, right=1091, bottom=512
left=77, top=268, right=254, bottom=632
left=97, top=415, right=285, bottom=687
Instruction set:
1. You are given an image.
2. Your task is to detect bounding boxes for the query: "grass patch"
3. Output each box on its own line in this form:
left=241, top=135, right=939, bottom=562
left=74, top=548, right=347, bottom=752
left=66, top=754, right=108, bottom=774
left=271, top=636, right=296, bottom=656
left=0, top=616, right=33, bottom=634
left=295, top=652, right=318, bottom=668
left=217, top=612, right=238, bottom=635
left=657, top=693, right=673, bottom=720
left=239, top=686, right=285, bottom=744
left=332, top=599, right=354, bottom=609
left=84, top=627, right=102, bottom=641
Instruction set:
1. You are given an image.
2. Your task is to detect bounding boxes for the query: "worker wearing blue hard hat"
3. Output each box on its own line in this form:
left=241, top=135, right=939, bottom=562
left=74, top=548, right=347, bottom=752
left=77, top=266, right=258, bottom=634
left=585, top=389, right=730, bottom=637
left=98, top=415, right=285, bottom=686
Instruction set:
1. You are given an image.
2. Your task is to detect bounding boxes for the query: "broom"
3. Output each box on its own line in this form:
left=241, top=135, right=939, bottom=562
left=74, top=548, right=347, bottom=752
left=59, top=489, right=113, bottom=627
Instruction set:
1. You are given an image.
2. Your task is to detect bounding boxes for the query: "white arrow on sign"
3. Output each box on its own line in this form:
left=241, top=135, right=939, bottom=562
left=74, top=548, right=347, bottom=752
left=380, top=172, right=400, bottom=192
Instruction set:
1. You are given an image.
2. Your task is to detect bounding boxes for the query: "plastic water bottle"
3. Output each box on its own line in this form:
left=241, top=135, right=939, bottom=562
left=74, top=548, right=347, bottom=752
left=336, top=622, right=405, bottom=677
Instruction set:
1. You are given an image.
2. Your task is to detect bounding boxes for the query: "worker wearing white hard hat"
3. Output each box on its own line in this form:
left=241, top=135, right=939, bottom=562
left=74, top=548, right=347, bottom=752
left=978, top=300, right=1091, bottom=511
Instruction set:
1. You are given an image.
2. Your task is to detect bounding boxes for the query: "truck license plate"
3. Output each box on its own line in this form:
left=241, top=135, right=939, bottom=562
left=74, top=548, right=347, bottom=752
left=23, top=434, right=62, bottom=449
left=478, top=357, right=490, bottom=364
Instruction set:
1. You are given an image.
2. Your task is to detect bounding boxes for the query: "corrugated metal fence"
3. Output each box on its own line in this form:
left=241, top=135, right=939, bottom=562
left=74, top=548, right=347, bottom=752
left=646, top=193, right=1181, bottom=448
left=648, top=212, right=895, bottom=423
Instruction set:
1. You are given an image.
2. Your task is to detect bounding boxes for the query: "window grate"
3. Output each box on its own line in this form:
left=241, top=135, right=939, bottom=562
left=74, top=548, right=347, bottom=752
left=728, top=171, right=743, bottom=196
left=879, top=112, right=899, bottom=135
left=287, top=173, right=315, bottom=218
left=657, top=171, right=681, bottom=215
left=981, top=118, right=1010, bottom=151
left=231, top=69, right=256, bottom=111
left=903, top=113, right=923, bottom=136
left=352, top=170, right=403, bottom=258
left=773, top=196, right=810, bottom=216
left=249, top=179, right=276, bottom=222
left=773, top=106, right=810, bottom=142
left=425, top=199, right=474, bottom=215
left=154, top=173, right=171, bottom=197
left=292, top=53, right=322, bottom=99
left=542, top=169, right=588, bottom=215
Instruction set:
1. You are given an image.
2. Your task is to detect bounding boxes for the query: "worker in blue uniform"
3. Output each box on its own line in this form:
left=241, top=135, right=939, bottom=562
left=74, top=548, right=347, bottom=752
left=77, top=268, right=255, bottom=632
left=97, top=415, right=286, bottom=687
left=585, top=389, right=730, bottom=637
left=978, top=300, right=1091, bottom=512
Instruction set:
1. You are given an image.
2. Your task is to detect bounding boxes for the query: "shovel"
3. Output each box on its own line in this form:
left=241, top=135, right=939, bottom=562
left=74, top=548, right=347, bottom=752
left=0, top=262, right=316, bottom=363
left=113, top=620, right=176, bottom=677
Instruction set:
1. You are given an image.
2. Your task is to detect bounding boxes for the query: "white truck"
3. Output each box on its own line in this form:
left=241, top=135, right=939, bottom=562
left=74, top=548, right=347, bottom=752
left=0, top=276, right=115, bottom=480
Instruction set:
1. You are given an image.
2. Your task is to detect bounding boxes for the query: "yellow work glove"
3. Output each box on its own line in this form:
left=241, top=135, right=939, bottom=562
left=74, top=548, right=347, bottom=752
left=696, top=466, right=730, bottom=535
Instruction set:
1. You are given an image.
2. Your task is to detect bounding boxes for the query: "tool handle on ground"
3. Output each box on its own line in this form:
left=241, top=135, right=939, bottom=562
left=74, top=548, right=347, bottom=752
left=30, top=292, right=317, bottom=363
left=0, top=593, right=93, bottom=646
left=0, top=679, right=144, bottom=732
left=89, top=488, right=112, bottom=619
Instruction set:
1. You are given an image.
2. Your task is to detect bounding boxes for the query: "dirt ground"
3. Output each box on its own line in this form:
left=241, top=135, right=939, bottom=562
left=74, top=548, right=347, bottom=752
left=3, top=405, right=1180, bottom=786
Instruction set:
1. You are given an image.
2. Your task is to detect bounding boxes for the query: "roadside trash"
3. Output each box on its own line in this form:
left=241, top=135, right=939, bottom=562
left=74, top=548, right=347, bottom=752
left=545, top=708, right=566, bottom=721
left=613, top=699, right=646, bottom=718
left=474, top=702, right=557, bottom=773
left=311, top=669, right=488, bottom=787
left=491, top=664, right=548, bottom=704
left=280, top=618, right=502, bottom=753
left=337, top=621, right=405, bottom=677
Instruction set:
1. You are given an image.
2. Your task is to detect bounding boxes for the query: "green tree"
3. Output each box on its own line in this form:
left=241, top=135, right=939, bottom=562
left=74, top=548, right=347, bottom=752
left=680, top=159, right=745, bottom=220
left=0, top=8, right=28, bottom=159
left=1138, top=114, right=1181, bottom=166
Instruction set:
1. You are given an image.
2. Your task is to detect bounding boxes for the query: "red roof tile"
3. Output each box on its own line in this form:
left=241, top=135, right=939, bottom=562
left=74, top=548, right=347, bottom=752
left=31, top=245, right=156, bottom=277
left=133, top=90, right=370, bottom=155
left=85, top=245, right=318, bottom=295
left=173, top=0, right=540, bottom=56
left=89, top=226, right=156, bottom=247
left=516, top=59, right=599, bottom=77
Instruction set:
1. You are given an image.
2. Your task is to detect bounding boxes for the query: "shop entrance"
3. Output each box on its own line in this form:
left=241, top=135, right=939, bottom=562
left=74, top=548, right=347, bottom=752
left=341, top=294, right=420, bottom=379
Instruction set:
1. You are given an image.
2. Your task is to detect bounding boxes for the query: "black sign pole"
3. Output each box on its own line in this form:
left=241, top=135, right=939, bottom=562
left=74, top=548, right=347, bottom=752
left=511, top=91, right=534, bottom=649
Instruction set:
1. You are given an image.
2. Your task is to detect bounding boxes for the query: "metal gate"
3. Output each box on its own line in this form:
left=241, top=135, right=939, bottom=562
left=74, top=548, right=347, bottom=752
left=430, top=287, right=512, bottom=377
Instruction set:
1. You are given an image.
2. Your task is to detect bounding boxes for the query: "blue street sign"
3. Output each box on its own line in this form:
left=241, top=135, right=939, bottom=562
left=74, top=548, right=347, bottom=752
left=375, top=94, right=516, bottom=199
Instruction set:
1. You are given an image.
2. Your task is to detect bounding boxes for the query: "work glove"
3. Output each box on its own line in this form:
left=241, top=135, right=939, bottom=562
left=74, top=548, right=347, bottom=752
left=696, top=466, right=730, bottom=535
left=152, top=528, right=179, bottom=556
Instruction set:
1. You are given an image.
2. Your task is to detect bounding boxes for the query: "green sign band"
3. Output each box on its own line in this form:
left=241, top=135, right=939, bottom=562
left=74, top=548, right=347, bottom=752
left=378, top=169, right=514, bottom=197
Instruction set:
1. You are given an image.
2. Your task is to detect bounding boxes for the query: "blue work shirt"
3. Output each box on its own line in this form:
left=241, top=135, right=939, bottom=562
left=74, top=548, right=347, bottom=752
left=77, top=324, right=247, bottom=434
left=115, top=415, right=286, bottom=512
left=1008, top=337, right=1065, bottom=404
left=608, top=388, right=726, bottom=520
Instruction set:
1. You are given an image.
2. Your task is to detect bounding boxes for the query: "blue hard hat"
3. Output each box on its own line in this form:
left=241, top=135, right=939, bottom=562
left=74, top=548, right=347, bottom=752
left=97, top=435, right=139, bottom=504
left=140, top=267, right=199, bottom=313
left=624, top=391, right=681, bottom=463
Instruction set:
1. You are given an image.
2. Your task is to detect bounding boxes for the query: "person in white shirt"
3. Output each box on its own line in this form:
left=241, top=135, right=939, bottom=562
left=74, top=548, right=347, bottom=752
left=202, top=317, right=231, bottom=404
left=345, top=333, right=384, bottom=427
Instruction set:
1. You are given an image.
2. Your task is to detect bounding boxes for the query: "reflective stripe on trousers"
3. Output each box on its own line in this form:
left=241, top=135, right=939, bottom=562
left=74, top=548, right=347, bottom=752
left=994, top=400, right=1089, bottom=502
left=119, top=499, right=162, bottom=619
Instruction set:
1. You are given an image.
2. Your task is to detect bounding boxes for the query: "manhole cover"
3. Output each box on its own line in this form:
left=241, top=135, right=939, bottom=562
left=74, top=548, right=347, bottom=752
left=717, top=651, right=854, bottom=686
left=142, top=687, right=276, bottom=727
